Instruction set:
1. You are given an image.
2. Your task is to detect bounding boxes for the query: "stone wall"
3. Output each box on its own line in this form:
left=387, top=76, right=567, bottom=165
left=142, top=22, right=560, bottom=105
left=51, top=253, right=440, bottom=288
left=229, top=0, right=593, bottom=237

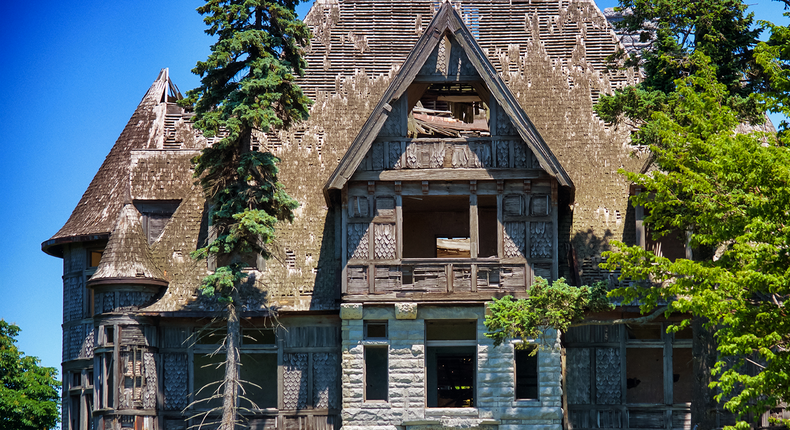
left=340, top=304, right=563, bottom=430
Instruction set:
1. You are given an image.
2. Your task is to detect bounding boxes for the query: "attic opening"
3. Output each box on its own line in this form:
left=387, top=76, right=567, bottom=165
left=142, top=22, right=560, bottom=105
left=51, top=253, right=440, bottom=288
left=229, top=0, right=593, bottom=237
left=408, top=82, right=489, bottom=138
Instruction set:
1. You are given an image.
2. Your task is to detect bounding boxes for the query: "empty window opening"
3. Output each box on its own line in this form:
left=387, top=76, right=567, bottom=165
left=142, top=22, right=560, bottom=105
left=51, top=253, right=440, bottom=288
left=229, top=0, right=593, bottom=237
left=193, top=354, right=225, bottom=409
left=515, top=346, right=539, bottom=400
left=240, top=353, right=277, bottom=409
left=426, top=320, right=477, bottom=408
left=478, top=195, right=497, bottom=258
left=426, top=346, right=476, bottom=407
left=409, top=83, right=489, bottom=138
left=134, top=200, right=181, bottom=244
left=364, top=321, right=388, bottom=340
left=626, top=347, right=663, bottom=403
left=673, top=348, right=693, bottom=403
left=403, top=195, right=469, bottom=258
left=365, top=346, right=388, bottom=401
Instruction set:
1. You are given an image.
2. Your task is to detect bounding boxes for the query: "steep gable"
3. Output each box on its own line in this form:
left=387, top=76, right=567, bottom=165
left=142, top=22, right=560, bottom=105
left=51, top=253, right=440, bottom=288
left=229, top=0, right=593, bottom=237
left=324, top=2, right=572, bottom=201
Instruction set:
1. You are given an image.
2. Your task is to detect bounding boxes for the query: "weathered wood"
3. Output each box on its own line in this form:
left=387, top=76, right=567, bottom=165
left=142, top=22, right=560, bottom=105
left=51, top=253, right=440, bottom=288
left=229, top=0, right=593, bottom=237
left=351, top=168, right=545, bottom=182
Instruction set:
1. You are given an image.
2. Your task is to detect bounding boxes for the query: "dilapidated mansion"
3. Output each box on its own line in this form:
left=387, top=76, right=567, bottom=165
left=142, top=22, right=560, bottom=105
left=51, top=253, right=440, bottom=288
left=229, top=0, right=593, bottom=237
left=43, top=1, right=763, bottom=430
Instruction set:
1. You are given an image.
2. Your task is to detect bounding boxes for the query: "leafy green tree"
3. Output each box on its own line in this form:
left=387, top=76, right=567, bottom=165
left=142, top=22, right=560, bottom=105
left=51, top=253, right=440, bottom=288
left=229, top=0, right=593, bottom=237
left=601, top=55, right=790, bottom=429
left=0, top=320, right=60, bottom=430
left=180, top=0, right=310, bottom=428
left=485, top=278, right=613, bottom=348
left=595, top=0, right=763, bottom=142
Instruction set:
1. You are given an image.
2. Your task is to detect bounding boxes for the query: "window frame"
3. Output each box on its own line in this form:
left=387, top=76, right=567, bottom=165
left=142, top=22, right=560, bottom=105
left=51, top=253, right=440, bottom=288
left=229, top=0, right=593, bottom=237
left=424, top=319, right=478, bottom=408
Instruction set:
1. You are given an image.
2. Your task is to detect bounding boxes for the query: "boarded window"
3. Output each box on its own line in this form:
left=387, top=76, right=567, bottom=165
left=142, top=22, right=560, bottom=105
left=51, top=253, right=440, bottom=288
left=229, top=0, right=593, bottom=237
left=365, top=346, right=388, bottom=401
left=515, top=346, right=539, bottom=400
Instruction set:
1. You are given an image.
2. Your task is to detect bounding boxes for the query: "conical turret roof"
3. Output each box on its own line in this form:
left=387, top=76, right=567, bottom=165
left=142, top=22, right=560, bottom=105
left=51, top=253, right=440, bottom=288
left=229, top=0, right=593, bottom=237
left=42, top=69, right=181, bottom=256
left=88, top=203, right=167, bottom=285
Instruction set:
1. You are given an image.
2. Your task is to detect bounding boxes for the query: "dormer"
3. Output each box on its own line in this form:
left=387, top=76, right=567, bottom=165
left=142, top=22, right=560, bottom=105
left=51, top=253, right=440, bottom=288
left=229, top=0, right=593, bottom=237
left=325, top=3, right=573, bottom=302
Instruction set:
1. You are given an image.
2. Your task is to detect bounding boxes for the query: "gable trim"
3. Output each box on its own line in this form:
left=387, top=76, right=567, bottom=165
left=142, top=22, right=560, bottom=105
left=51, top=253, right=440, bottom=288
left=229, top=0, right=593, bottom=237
left=324, top=2, right=573, bottom=202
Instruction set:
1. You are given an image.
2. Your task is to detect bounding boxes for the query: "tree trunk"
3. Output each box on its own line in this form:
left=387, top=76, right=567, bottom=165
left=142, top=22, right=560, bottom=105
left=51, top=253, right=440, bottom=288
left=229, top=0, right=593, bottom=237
left=220, top=292, right=241, bottom=430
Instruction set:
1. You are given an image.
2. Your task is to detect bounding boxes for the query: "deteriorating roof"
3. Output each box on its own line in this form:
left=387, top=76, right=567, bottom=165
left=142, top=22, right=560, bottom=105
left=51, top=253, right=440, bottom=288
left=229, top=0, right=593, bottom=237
left=325, top=2, right=573, bottom=196
left=88, top=203, right=167, bottom=285
left=42, top=69, right=194, bottom=256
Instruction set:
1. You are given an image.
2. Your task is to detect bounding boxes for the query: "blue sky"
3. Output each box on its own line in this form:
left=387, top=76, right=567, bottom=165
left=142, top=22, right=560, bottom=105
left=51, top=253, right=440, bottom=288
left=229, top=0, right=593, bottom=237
left=0, top=0, right=787, bottom=375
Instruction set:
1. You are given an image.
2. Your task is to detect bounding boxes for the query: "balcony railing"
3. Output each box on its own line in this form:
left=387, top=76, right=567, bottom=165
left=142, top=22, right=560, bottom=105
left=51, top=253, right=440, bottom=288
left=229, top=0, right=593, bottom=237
left=345, top=258, right=548, bottom=297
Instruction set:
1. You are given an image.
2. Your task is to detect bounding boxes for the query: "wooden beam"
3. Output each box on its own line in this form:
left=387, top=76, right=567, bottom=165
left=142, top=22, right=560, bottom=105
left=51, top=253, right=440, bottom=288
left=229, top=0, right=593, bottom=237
left=350, top=168, right=545, bottom=182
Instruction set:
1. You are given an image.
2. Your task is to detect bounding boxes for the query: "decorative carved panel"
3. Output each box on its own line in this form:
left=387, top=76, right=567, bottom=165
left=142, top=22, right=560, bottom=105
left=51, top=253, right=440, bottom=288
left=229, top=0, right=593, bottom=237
left=595, top=348, right=621, bottom=405
left=348, top=196, right=369, bottom=218
left=375, top=197, right=395, bottom=218
left=283, top=353, right=309, bottom=410
left=566, top=348, right=591, bottom=405
left=143, top=352, right=157, bottom=409
left=313, top=353, right=338, bottom=409
left=388, top=141, right=402, bottom=169
left=495, top=140, right=509, bottom=167
left=513, top=143, right=529, bottom=168
left=531, top=194, right=550, bottom=216
left=495, top=106, right=517, bottom=136
left=470, top=142, right=491, bottom=167
left=374, top=224, right=396, bottom=259
left=103, top=292, right=115, bottom=313
left=504, top=222, right=526, bottom=258
left=371, top=142, right=385, bottom=171
left=347, top=224, right=369, bottom=260
left=503, top=195, right=524, bottom=217
left=530, top=222, right=552, bottom=259
left=163, top=353, right=189, bottom=411
left=80, top=326, right=94, bottom=359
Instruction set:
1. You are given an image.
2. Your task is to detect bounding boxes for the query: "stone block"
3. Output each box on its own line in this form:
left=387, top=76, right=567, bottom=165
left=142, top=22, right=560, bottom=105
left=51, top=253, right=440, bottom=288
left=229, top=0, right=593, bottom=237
left=498, top=406, right=562, bottom=420
left=341, top=303, right=364, bottom=320
left=395, top=303, right=418, bottom=319
left=539, top=386, right=561, bottom=397
left=365, top=306, right=395, bottom=320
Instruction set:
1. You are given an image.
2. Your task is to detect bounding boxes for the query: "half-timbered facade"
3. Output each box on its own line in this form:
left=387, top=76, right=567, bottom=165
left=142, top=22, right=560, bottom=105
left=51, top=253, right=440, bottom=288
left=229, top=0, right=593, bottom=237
left=44, top=1, right=742, bottom=430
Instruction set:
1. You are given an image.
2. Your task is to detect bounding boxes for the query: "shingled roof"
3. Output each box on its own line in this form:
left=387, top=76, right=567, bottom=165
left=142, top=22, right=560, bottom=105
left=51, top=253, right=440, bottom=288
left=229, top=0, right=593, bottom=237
left=42, top=69, right=183, bottom=256
left=87, top=203, right=167, bottom=286
left=324, top=2, right=573, bottom=198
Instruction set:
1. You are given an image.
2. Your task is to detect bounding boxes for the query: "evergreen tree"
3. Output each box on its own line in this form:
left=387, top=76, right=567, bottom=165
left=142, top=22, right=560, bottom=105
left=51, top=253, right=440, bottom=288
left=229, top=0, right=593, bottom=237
left=595, top=0, right=764, bottom=142
left=0, top=320, right=60, bottom=430
left=180, top=0, right=310, bottom=428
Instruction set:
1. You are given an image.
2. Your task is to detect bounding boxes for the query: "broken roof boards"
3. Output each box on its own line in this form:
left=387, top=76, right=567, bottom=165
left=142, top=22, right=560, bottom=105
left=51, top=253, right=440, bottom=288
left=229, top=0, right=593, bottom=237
left=324, top=2, right=573, bottom=201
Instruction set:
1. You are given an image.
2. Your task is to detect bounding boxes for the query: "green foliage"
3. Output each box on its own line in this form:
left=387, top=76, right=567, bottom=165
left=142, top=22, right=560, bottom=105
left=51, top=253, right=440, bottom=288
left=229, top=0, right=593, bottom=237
left=755, top=13, right=790, bottom=135
left=484, top=278, right=613, bottom=347
left=183, top=0, right=309, bottom=301
left=601, top=57, right=790, bottom=425
left=0, top=320, right=60, bottom=430
left=596, top=0, right=763, bottom=135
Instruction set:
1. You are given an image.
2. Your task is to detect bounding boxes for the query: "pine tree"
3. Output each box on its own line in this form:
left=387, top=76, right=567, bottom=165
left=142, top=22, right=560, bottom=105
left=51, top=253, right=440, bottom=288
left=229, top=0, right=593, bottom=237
left=180, top=1, right=310, bottom=428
